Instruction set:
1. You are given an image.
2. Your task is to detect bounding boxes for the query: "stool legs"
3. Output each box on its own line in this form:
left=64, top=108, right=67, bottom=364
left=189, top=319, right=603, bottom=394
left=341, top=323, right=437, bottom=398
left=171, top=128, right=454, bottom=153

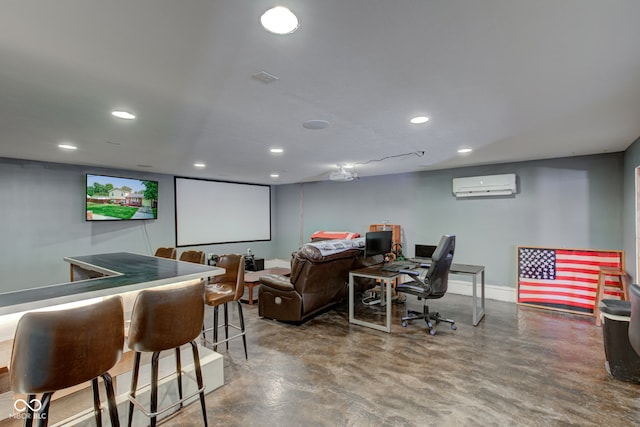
left=127, top=345, right=207, bottom=426
left=210, top=302, right=247, bottom=358
left=91, top=378, right=103, bottom=426
left=127, top=352, right=141, bottom=427
left=237, top=301, right=248, bottom=360
left=38, top=393, right=52, bottom=427
left=176, top=348, right=183, bottom=409
left=23, top=379, right=117, bottom=427
left=190, top=341, right=208, bottom=427
left=213, top=306, right=219, bottom=352
left=101, top=373, right=120, bottom=427
left=150, top=352, right=160, bottom=427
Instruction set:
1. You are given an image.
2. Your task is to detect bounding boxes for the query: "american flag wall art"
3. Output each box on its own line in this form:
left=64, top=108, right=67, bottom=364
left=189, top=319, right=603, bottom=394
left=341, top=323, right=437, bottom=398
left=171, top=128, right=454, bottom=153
left=517, top=247, right=624, bottom=315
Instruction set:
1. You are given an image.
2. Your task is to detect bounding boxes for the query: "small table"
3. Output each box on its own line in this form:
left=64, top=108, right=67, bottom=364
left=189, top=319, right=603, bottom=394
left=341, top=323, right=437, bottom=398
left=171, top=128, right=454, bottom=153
left=243, top=267, right=291, bottom=304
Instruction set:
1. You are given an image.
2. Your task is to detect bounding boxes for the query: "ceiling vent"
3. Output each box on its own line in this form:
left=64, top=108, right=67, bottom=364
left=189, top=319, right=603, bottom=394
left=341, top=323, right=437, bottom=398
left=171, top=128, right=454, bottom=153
left=252, top=71, right=279, bottom=84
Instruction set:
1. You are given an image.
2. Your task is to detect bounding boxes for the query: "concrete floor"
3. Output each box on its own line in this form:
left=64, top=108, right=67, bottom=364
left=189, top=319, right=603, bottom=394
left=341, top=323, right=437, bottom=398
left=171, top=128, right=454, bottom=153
left=172, top=292, right=640, bottom=426
left=2, top=292, right=638, bottom=426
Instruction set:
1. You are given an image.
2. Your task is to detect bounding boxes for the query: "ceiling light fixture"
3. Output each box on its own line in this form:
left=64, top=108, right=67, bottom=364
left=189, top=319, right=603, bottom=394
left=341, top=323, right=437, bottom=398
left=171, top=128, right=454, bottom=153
left=458, top=147, right=473, bottom=154
left=302, top=119, right=330, bottom=130
left=194, top=162, right=206, bottom=168
left=270, top=148, right=284, bottom=154
left=261, top=6, right=299, bottom=34
left=270, top=173, right=280, bottom=178
left=111, top=110, right=136, bottom=120
left=329, top=164, right=357, bottom=182
left=410, top=116, right=430, bottom=124
left=58, top=143, right=77, bottom=150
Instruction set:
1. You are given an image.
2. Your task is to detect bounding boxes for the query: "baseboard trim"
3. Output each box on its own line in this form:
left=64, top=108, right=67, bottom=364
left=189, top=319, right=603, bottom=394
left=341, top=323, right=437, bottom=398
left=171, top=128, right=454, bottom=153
left=447, top=279, right=516, bottom=303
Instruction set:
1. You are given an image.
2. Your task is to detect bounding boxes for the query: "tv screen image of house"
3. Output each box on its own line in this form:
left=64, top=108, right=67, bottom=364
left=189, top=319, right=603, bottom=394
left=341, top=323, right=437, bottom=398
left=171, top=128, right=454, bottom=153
left=86, top=174, right=158, bottom=221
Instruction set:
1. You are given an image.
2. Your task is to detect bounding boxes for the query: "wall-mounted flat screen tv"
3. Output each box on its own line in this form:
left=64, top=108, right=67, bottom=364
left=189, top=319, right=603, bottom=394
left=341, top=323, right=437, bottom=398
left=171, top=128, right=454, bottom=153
left=86, top=174, right=158, bottom=221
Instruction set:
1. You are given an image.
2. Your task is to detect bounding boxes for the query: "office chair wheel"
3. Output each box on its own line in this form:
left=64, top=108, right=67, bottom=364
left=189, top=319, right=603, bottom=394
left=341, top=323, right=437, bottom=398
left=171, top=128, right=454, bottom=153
left=451, top=323, right=457, bottom=330
left=429, top=329, right=436, bottom=336
left=401, top=321, right=408, bottom=327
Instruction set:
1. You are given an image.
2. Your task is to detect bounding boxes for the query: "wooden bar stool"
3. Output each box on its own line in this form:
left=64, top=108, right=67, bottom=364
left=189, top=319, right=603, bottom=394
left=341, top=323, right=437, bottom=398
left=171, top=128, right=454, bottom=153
left=10, top=297, right=124, bottom=427
left=126, top=279, right=208, bottom=427
left=595, top=266, right=629, bottom=326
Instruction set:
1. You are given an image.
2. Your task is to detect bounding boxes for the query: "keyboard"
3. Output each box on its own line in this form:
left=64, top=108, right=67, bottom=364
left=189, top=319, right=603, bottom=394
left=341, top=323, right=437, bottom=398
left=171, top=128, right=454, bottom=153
left=381, top=261, right=418, bottom=272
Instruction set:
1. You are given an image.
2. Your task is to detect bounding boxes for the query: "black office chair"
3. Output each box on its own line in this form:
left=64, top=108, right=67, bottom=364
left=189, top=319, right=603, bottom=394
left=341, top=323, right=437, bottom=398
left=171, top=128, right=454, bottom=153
left=629, top=283, right=640, bottom=356
left=396, top=234, right=456, bottom=335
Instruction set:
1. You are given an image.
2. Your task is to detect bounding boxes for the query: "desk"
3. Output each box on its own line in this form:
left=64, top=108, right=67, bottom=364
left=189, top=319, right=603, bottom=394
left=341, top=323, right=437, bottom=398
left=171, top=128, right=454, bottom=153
left=450, top=263, right=485, bottom=326
left=349, top=265, right=403, bottom=333
left=348, top=262, right=486, bottom=333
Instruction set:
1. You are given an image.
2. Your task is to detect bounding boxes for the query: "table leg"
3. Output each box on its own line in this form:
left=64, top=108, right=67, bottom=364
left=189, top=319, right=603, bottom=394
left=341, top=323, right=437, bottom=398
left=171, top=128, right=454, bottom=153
left=349, top=273, right=355, bottom=323
left=385, top=279, right=392, bottom=332
left=472, top=269, right=486, bottom=326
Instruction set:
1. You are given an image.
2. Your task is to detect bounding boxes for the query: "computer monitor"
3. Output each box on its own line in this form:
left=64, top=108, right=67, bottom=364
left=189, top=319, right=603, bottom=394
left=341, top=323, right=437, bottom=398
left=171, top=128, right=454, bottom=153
left=365, top=230, right=393, bottom=258
left=415, top=244, right=438, bottom=259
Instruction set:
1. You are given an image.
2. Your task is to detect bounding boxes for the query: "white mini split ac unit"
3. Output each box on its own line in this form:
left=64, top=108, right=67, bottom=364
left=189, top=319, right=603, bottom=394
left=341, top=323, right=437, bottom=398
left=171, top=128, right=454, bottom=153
left=452, top=174, right=517, bottom=198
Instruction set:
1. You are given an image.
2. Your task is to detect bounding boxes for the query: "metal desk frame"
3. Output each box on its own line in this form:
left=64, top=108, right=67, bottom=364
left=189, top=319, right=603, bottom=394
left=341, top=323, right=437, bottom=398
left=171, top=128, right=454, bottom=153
left=449, top=263, right=485, bottom=326
left=349, top=267, right=403, bottom=333
left=348, top=263, right=486, bottom=332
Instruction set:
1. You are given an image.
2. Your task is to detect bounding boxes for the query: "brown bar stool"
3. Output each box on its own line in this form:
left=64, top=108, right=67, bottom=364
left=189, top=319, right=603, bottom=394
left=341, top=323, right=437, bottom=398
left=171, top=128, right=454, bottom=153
left=154, top=247, right=176, bottom=259
left=179, top=250, right=206, bottom=264
left=202, top=254, right=247, bottom=359
left=127, top=279, right=208, bottom=427
left=10, top=296, right=124, bottom=427
left=595, top=266, right=629, bottom=326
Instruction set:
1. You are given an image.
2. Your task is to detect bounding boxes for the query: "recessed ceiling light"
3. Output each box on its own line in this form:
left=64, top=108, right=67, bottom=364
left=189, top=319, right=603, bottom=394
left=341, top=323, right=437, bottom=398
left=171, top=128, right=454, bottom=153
left=340, top=163, right=354, bottom=169
left=58, top=143, right=77, bottom=150
left=194, top=162, right=206, bottom=168
left=302, top=120, right=330, bottom=130
left=270, top=173, right=280, bottom=178
left=261, top=6, right=299, bottom=34
left=111, top=110, right=136, bottom=120
left=270, top=148, right=284, bottom=154
left=410, top=116, right=430, bottom=124
left=457, top=147, right=473, bottom=154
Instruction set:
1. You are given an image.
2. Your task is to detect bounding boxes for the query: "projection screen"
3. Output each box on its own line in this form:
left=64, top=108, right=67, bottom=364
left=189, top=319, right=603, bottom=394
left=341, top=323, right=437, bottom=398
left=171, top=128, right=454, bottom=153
left=175, top=177, right=271, bottom=246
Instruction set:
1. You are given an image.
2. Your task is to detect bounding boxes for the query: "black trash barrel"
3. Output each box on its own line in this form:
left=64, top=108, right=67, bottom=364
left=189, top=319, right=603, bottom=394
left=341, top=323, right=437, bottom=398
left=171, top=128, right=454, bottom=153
left=599, top=299, right=640, bottom=383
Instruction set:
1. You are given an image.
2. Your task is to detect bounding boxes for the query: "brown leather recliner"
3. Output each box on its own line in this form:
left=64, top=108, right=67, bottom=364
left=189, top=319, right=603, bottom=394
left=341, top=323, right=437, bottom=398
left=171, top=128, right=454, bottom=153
left=258, top=244, right=380, bottom=323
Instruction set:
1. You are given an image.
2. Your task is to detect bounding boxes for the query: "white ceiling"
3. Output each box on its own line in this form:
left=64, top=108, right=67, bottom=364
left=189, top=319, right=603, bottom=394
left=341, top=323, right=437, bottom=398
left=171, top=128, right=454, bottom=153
left=1, top=0, right=639, bottom=185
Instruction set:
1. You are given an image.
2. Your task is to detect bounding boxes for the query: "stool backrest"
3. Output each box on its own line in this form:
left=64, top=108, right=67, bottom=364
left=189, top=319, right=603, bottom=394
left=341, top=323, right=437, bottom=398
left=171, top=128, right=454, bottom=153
left=10, top=296, right=124, bottom=393
left=154, top=247, right=177, bottom=259
left=209, top=254, right=245, bottom=300
left=179, top=250, right=205, bottom=264
left=127, top=279, right=205, bottom=352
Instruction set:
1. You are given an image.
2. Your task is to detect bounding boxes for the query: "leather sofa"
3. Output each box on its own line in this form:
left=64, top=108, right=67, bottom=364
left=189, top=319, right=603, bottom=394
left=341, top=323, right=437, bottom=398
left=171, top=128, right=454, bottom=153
left=258, top=243, right=380, bottom=323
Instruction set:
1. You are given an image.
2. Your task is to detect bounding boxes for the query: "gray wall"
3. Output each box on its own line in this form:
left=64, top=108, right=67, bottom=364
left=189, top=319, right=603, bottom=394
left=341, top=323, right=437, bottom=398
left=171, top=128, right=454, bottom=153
left=0, top=158, right=276, bottom=293
left=0, top=153, right=626, bottom=294
left=274, top=153, right=624, bottom=288
left=623, top=136, right=640, bottom=281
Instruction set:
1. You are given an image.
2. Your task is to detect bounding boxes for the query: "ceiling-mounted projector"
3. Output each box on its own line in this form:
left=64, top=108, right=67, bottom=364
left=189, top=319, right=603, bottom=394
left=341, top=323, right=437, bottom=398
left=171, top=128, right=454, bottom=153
left=329, top=165, right=357, bottom=182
